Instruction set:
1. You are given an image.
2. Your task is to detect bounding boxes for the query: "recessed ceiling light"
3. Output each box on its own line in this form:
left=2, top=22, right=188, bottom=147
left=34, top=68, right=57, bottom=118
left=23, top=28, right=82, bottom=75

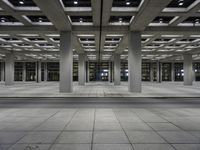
left=38, top=17, right=42, bottom=22
left=119, top=18, right=122, bottom=23
left=178, top=0, right=184, bottom=6
left=195, top=18, right=200, bottom=24
left=1, top=18, right=5, bottom=22
left=126, top=0, right=130, bottom=5
left=79, top=18, right=83, bottom=23
left=159, top=18, right=163, bottom=23
left=19, top=0, right=24, bottom=5
left=74, top=0, right=78, bottom=5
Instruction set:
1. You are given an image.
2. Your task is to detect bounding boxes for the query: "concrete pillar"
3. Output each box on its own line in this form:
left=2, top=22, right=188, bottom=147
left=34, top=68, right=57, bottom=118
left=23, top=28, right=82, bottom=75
left=5, top=53, right=14, bottom=85
left=78, top=54, right=86, bottom=85
left=44, top=62, right=47, bottom=81
left=59, top=31, right=73, bottom=93
left=37, top=61, right=42, bottom=83
left=128, top=31, right=142, bottom=92
left=183, top=54, right=193, bottom=85
left=1, top=62, right=4, bottom=82
left=114, top=53, right=121, bottom=85
left=171, top=62, right=174, bottom=82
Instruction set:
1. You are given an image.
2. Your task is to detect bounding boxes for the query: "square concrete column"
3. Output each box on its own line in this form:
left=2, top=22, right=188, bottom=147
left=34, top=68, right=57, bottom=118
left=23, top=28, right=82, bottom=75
left=1, top=62, right=5, bottom=82
left=5, top=53, right=14, bottom=85
left=37, top=61, right=42, bottom=83
left=114, top=53, right=121, bottom=85
left=183, top=54, right=193, bottom=86
left=59, top=31, right=73, bottom=93
left=128, top=31, right=142, bottom=92
left=78, top=54, right=86, bottom=85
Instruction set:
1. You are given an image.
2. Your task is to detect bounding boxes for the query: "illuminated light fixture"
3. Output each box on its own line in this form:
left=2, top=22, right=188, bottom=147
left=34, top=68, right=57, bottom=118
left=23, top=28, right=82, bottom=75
left=159, top=18, right=163, bottom=23
left=38, top=17, right=42, bottom=22
left=195, top=18, right=200, bottom=24
left=126, top=0, right=130, bottom=5
left=178, top=0, right=184, bottom=6
left=1, top=17, right=5, bottom=23
left=74, top=0, right=78, bottom=5
left=79, top=18, right=83, bottom=23
left=19, top=0, right=24, bottom=5
left=119, top=18, right=122, bottom=23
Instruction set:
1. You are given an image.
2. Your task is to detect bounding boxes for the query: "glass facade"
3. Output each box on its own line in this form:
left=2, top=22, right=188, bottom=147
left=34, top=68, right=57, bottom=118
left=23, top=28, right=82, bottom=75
left=174, top=63, right=184, bottom=81
left=26, top=62, right=36, bottom=81
left=89, top=62, right=98, bottom=81
left=194, top=63, right=200, bottom=81
left=73, top=62, right=78, bottom=81
left=121, top=61, right=128, bottom=81
left=142, top=63, right=150, bottom=81
left=2, top=61, right=200, bottom=82
left=14, top=62, right=23, bottom=81
left=47, top=62, right=59, bottom=81
left=162, top=63, right=171, bottom=81
left=89, top=62, right=109, bottom=81
left=152, top=63, right=157, bottom=81
left=41, top=62, right=45, bottom=81
left=101, top=62, right=109, bottom=81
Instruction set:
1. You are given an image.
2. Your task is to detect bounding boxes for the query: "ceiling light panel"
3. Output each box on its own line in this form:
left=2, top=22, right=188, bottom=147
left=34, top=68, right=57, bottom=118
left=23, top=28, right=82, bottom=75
left=179, top=17, right=200, bottom=26
left=167, top=0, right=196, bottom=8
left=7, top=0, right=37, bottom=7
left=105, top=38, right=121, bottom=43
left=71, top=16, right=92, bottom=22
left=0, top=15, right=22, bottom=25
left=26, top=16, right=50, bottom=23
left=26, top=38, right=47, bottom=43
left=149, top=16, right=175, bottom=26
left=112, top=0, right=142, bottom=7
left=109, top=16, right=133, bottom=25
left=79, top=38, right=95, bottom=44
left=69, top=16, right=93, bottom=25
left=62, top=0, right=91, bottom=7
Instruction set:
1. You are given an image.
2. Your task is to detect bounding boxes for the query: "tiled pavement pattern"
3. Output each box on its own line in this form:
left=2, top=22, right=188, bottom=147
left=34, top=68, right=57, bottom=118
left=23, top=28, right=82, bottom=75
left=0, top=108, right=200, bottom=150
left=1, top=82, right=200, bottom=97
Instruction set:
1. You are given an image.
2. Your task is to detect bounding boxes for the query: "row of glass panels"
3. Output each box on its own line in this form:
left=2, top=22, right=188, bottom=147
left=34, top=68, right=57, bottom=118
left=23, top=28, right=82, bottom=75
left=0, top=62, right=200, bottom=82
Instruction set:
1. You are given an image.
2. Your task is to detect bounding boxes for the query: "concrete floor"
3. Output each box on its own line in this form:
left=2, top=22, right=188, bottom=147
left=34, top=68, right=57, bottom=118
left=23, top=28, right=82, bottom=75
left=0, top=97, right=200, bottom=150
left=0, top=82, right=200, bottom=97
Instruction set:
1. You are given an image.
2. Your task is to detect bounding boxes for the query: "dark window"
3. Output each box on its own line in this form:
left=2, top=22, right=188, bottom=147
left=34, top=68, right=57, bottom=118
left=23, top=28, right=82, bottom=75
left=162, top=63, right=171, bottom=81
left=26, top=62, right=36, bottom=81
left=175, top=63, right=184, bottom=81
left=14, top=62, right=23, bottom=81
left=47, top=62, right=59, bottom=81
